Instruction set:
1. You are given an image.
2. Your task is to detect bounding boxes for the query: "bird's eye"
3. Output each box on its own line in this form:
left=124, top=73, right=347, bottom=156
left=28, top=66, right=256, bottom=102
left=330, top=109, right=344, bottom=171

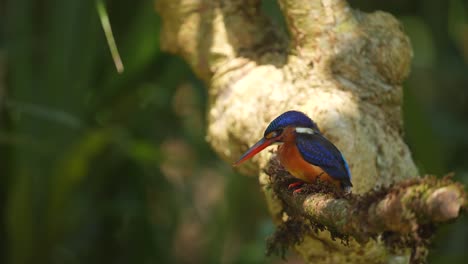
left=265, top=129, right=283, bottom=139
left=265, top=132, right=275, bottom=139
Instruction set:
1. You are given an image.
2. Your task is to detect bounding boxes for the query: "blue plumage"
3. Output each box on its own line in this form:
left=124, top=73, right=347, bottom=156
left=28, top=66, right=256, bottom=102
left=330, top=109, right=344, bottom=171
left=264, top=110, right=320, bottom=136
left=234, top=110, right=352, bottom=190
left=264, top=111, right=352, bottom=188
left=295, top=133, right=352, bottom=188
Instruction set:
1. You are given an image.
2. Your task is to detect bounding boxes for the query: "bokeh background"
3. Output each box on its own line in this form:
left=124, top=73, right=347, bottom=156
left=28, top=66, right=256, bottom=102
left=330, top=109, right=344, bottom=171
left=0, top=0, right=467, bottom=263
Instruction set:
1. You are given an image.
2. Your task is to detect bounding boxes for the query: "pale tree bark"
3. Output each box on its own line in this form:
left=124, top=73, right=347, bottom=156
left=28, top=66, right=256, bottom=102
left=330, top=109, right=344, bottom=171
left=155, top=0, right=466, bottom=263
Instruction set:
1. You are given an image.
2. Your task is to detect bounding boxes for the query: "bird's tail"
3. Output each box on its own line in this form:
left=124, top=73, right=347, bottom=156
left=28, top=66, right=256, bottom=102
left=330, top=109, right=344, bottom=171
left=343, top=186, right=352, bottom=194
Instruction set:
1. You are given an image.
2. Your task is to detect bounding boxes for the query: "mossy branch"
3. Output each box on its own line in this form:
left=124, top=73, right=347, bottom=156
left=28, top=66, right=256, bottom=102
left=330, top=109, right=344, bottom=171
left=269, top=160, right=465, bottom=235
left=263, top=158, right=466, bottom=261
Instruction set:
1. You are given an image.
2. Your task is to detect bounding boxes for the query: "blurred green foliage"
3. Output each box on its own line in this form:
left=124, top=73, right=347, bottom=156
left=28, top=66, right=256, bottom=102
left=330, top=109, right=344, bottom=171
left=0, top=0, right=467, bottom=263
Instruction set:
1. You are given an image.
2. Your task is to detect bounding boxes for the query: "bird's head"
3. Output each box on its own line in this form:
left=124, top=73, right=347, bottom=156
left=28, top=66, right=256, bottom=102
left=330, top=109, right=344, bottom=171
left=233, top=110, right=319, bottom=166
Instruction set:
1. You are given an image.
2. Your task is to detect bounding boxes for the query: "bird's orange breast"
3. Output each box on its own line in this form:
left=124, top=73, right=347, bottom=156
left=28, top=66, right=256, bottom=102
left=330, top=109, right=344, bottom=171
left=277, top=128, right=341, bottom=188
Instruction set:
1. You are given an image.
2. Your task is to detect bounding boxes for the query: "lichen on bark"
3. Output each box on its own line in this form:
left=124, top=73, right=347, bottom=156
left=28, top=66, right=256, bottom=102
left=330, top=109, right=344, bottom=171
left=155, top=0, right=466, bottom=263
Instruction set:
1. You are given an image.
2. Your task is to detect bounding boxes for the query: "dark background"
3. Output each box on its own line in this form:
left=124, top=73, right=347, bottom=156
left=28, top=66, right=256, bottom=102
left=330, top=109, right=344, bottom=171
left=0, top=0, right=467, bottom=263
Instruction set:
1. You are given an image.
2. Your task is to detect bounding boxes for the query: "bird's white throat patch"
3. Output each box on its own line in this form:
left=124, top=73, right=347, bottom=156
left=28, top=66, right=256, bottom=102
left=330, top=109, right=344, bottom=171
left=295, top=127, right=315, bottom=134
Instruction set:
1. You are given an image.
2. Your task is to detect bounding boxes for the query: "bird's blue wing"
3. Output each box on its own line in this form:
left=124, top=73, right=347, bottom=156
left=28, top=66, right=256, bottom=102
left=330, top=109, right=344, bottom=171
left=295, top=133, right=352, bottom=187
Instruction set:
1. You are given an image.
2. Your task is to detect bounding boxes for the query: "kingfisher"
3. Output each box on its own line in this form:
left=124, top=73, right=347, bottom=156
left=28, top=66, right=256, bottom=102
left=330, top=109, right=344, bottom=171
left=233, top=110, right=352, bottom=192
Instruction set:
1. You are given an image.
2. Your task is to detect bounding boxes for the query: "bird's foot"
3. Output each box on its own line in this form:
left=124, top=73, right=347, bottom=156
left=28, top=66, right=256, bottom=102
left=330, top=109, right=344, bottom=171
left=292, top=188, right=304, bottom=195
left=288, top=181, right=304, bottom=189
left=288, top=181, right=305, bottom=195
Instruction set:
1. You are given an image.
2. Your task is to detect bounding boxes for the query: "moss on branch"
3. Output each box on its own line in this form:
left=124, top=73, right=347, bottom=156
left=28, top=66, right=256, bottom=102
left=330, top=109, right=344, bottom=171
left=264, top=158, right=466, bottom=262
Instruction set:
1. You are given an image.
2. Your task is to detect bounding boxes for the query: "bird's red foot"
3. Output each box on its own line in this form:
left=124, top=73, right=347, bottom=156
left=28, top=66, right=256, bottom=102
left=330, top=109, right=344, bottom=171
left=292, top=188, right=304, bottom=195
left=288, top=181, right=305, bottom=195
left=288, top=181, right=304, bottom=189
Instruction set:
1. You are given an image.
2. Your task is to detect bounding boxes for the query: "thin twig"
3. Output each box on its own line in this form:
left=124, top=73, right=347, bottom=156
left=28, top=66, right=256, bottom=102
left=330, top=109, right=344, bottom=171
left=96, top=0, right=124, bottom=73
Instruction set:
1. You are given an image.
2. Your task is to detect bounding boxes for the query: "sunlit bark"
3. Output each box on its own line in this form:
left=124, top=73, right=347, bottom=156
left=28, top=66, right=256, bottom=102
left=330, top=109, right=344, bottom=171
left=155, top=1, right=466, bottom=263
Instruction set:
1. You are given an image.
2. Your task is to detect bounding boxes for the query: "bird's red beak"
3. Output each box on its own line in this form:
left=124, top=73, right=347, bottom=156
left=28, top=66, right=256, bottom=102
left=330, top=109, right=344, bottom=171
left=233, top=138, right=275, bottom=166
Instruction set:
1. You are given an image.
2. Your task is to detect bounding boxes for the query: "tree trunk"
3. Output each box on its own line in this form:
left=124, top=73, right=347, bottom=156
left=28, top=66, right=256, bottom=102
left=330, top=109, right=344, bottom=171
left=155, top=0, right=466, bottom=263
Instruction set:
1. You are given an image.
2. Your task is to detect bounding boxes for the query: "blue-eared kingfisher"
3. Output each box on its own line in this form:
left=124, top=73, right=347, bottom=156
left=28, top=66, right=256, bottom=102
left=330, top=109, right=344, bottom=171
left=233, top=110, right=352, bottom=191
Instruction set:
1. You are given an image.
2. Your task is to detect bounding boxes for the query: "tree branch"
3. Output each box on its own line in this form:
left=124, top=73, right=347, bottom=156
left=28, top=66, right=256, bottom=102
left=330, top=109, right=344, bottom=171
left=278, top=0, right=356, bottom=56
left=155, top=0, right=286, bottom=81
left=262, top=160, right=466, bottom=262
left=266, top=160, right=466, bottom=241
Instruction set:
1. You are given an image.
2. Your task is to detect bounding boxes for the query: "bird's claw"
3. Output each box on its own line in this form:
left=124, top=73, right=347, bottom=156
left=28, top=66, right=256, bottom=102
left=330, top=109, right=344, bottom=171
left=288, top=181, right=305, bottom=195
left=288, top=181, right=304, bottom=189
left=292, top=188, right=304, bottom=195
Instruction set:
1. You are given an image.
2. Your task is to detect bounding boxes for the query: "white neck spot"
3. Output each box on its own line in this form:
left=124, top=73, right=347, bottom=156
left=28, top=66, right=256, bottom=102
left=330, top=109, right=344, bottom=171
left=295, top=127, right=315, bottom=134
